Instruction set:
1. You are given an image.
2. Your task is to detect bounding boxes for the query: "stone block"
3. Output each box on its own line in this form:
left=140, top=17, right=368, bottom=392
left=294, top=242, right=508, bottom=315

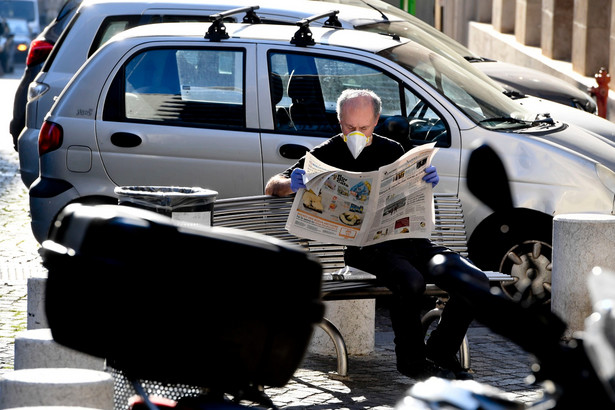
left=309, top=299, right=375, bottom=356
left=28, top=276, right=48, bottom=330
left=552, top=213, right=615, bottom=338
left=14, top=328, right=105, bottom=371
left=0, top=368, right=114, bottom=409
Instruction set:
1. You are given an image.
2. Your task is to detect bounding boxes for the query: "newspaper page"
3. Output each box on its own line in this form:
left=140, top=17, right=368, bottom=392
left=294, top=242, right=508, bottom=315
left=286, top=143, right=438, bottom=246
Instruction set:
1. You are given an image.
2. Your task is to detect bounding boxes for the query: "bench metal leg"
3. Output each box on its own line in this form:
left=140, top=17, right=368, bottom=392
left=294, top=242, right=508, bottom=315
left=421, top=307, right=471, bottom=370
left=317, top=318, right=348, bottom=377
left=318, top=308, right=471, bottom=378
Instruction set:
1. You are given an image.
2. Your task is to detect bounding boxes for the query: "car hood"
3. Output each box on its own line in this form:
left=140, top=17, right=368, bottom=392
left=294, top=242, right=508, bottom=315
left=516, top=95, right=615, bottom=142
left=475, top=60, right=596, bottom=112
left=521, top=120, right=615, bottom=171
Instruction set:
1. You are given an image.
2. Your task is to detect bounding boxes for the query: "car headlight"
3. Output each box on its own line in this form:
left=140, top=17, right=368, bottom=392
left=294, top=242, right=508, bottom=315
left=596, top=163, right=615, bottom=194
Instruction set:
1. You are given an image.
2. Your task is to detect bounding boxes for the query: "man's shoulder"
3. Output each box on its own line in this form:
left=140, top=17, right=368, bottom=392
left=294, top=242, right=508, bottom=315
left=373, top=133, right=401, bottom=144
left=372, top=133, right=405, bottom=151
left=313, top=133, right=344, bottom=150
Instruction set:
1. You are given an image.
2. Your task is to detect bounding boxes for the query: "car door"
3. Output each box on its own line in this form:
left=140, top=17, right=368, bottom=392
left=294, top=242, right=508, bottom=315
left=256, top=45, right=462, bottom=195
left=96, top=42, right=263, bottom=198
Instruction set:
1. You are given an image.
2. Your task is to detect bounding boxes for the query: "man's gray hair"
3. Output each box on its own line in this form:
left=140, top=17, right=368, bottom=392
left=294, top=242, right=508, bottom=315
left=336, top=89, right=382, bottom=121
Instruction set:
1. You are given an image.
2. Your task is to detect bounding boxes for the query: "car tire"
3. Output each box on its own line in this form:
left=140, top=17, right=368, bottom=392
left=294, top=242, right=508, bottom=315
left=467, top=209, right=553, bottom=305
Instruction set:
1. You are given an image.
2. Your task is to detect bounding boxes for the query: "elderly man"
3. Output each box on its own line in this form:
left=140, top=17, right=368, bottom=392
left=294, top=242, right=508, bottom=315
left=266, top=89, right=488, bottom=380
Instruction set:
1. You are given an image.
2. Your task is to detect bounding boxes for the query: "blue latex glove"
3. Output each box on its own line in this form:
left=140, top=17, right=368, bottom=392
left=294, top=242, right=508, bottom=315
left=423, top=165, right=439, bottom=187
left=290, top=168, right=307, bottom=192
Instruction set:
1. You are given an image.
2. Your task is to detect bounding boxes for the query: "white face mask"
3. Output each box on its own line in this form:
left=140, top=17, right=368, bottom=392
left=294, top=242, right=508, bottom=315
left=343, top=131, right=371, bottom=159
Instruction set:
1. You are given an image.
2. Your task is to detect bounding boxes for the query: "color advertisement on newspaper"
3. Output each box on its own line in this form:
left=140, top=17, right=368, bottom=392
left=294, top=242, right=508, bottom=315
left=286, top=143, right=438, bottom=246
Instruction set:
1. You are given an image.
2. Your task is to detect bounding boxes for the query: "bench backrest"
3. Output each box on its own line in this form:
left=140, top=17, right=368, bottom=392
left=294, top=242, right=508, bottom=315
left=212, top=194, right=468, bottom=274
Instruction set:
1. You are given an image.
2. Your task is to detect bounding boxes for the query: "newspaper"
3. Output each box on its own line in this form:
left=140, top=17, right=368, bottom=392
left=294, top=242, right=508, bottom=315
left=286, top=143, right=438, bottom=246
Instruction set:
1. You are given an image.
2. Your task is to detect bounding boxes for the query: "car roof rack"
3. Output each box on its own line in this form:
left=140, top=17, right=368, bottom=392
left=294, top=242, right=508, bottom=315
left=291, top=10, right=341, bottom=47
left=205, top=5, right=260, bottom=41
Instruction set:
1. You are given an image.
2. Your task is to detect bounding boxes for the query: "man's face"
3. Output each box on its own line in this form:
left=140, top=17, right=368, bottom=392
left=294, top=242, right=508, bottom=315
left=339, top=96, right=379, bottom=139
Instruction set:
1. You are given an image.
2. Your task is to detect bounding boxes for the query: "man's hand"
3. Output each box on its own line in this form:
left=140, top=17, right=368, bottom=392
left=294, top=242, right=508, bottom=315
left=290, top=168, right=307, bottom=192
left=423, top=165, right=439, bottom=187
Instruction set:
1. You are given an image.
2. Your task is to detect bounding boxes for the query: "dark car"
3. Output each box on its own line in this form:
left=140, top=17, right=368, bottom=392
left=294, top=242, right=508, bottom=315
left=6, top=17, right=32, bottom=62
left=0, top=16, right=15, bottom=75
left=8, top=0, right=81, bottom=150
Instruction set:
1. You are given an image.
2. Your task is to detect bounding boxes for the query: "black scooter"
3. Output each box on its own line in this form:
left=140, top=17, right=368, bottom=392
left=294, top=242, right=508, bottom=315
left=41, top=203, right=325, bottom=409
left=395, top=144, right=615, bottom=409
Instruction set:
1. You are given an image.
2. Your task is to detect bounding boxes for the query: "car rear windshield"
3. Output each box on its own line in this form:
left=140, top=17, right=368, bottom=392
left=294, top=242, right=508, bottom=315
left=42, top=12, right=218, bottom=73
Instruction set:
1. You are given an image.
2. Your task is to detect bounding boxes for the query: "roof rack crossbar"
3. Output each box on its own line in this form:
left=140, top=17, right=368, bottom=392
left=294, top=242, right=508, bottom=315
left=205, top=5, right=260, bottom=41
left=291, top=10, right=339, bottom=47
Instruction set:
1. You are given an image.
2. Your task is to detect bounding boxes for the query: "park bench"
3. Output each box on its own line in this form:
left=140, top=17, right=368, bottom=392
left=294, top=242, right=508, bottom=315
left=212, top=194, right=512, bottom=377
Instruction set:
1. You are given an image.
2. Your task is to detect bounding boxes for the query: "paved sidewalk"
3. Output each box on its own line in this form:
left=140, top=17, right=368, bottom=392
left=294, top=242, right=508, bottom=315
left=0, top=138, right=37, bottom=375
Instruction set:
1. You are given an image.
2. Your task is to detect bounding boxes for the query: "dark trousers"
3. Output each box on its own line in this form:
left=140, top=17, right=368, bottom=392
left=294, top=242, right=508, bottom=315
left=344, top=238, right=488, bottom=366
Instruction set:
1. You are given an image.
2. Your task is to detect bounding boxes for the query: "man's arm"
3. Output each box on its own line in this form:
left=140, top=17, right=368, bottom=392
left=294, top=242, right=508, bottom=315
left=266, top=168, right=307, bottom=197
left=265, top=173, right=294, bottom=197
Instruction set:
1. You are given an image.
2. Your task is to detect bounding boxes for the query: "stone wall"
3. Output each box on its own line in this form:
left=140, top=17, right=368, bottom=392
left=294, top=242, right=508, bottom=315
left=437, top=0, right=615, bottom=121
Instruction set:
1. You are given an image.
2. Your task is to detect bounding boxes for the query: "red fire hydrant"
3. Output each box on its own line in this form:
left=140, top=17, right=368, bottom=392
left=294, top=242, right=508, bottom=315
left=589, top=67, right=610, bottom=118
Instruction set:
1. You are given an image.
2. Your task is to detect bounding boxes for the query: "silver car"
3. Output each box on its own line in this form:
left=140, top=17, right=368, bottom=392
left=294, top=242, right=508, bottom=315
left=30, top=17, right=615, bottom=304
left=18, top=0, right=615, bottom=189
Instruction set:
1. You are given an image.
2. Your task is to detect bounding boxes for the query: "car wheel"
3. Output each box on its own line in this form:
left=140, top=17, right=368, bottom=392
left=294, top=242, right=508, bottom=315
left=468, top=210, right=553, bottom=305
left=498, top=240, right=552, bottom=304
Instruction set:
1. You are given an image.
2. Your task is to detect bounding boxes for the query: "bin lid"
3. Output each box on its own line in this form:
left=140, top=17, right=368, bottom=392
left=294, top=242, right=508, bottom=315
left=114, top=186, right=218, bottom=210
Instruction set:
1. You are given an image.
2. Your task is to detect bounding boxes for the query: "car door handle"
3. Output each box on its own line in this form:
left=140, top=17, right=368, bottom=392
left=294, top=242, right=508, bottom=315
left=279, top=144, right=309, bottom=159
left=111, top=132, right=142, bottom=148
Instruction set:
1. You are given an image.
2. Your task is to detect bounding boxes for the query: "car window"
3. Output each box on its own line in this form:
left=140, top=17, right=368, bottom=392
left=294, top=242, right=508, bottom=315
left=43, top=13, right=140, bottom=71
left=89, top=15, right=221, bottom=59
left=88, top=15, right=144, bottom=57
left=404, top=87, right=449, bottom=148
left=104, top=47, right=245, bottom=129
left=268, top=51, right=401, bottom=136
left=268, top=50, right=448, bottom=148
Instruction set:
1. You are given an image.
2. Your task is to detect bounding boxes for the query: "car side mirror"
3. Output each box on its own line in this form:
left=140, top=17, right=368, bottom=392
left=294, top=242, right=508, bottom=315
left=467, top=143, right=514, bottom=212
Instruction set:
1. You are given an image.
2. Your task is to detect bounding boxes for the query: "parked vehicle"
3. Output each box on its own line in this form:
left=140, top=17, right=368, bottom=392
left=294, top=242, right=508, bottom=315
left=478, top=61, right=597, bottom=112
left=330, top=0, right=598, bottom=114
left=0, top=16, right=14, bottom=74
left=18, top=0, right=615, bottom=189
left=30, top=14, right=615, bottom=306
left=0, top=0, right=39, bottom=36
left=5, top=17, right=31, bottom=62
left=9, top=0, right=82, bottom=150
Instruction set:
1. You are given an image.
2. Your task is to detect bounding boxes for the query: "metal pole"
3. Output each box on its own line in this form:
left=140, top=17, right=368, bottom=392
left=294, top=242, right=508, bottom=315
left=400, top=0, right=415, bottom=14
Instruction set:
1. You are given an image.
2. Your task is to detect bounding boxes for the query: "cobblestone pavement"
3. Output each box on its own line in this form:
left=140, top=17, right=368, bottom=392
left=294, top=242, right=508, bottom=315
left=0, top=74, right=545, bottom=408
left=0, top=148, right=31, bottom=375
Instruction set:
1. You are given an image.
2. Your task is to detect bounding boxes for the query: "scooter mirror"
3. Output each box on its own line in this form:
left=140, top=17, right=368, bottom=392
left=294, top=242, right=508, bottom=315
left=466, top=143, right=514, bottom=212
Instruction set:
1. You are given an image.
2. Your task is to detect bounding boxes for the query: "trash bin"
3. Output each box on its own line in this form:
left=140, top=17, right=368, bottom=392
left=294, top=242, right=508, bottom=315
left=114, top=186, right=218, bottom=227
